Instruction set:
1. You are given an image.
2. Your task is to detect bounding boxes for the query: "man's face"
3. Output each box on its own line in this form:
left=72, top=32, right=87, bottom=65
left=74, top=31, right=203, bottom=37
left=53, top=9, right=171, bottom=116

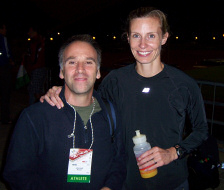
left=128, top=17, right=168, bottom=65
left=28, top=28, right=37, bottom=38
left=0, top=25, right=7, bottom=36
left=60, top=41, right=101, bottom=96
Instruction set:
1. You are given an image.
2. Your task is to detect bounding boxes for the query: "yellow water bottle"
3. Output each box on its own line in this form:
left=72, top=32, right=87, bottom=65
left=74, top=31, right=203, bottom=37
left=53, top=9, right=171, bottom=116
left=132, top=130, right=158, bottom=178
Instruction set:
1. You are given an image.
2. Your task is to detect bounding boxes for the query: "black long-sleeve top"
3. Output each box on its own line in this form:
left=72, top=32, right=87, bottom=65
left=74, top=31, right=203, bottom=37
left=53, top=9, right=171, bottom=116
left=98, top=63, right=208, bottom=190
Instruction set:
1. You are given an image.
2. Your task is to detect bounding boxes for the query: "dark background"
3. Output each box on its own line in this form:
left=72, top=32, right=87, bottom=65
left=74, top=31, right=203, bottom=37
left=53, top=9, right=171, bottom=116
left=1, top=0, right=224, bottom=38
left=1, top=0, right=224, bottom=85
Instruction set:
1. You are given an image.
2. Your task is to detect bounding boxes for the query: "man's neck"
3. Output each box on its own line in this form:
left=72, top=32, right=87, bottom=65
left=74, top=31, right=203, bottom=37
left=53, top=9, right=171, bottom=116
left=64, top=88, right=94, bottom=107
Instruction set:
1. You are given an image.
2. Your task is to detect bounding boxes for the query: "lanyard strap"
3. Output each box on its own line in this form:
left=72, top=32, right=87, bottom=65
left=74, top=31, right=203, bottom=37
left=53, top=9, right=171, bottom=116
left=67, top=97, right=95, bottom=149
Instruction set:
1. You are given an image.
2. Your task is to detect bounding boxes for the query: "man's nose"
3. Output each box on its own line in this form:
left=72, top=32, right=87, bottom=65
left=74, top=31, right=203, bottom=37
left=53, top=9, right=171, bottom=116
left=76, top=62, right=85, bottom=73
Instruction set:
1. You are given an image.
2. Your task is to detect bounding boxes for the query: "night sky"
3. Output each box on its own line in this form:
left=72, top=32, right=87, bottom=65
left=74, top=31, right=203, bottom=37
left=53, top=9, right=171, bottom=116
left=1, top=0, right=224, bottom=39
left=1, top=0, right=224, bottom=82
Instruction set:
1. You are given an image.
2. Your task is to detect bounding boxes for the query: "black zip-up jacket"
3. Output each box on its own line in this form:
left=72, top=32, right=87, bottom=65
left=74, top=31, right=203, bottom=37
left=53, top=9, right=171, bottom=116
left=3, top=88, right=126, bottom=190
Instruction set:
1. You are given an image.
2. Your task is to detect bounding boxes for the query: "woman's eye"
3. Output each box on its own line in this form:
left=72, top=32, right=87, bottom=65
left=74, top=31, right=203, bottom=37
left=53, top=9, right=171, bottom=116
left=149, top=34, right=155, bottom=39
left=133, top=34, right=140, bottom=38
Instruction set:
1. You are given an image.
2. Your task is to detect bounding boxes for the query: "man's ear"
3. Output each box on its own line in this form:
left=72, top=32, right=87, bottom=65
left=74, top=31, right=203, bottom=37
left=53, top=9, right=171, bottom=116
left=59, top=69, right=64, bottom=79
left=162, top=32, right=169, bottom=45
left=96, top=70, right=101, bottom=79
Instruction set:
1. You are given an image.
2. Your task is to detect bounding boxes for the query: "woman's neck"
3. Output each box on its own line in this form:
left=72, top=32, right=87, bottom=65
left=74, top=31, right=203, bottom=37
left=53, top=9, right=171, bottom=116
left=135, top=61, right=164, bottom=78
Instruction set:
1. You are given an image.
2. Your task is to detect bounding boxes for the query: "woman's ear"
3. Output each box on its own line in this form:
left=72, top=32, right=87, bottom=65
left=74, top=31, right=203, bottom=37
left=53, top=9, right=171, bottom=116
left=162, top=32, right=169, bottom=45
left=127, top=34, right=130, bottom=43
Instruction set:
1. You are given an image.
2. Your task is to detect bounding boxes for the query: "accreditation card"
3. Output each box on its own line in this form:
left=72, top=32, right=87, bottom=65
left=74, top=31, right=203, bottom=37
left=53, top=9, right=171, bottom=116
left=67, top=148, right=93, bottom=183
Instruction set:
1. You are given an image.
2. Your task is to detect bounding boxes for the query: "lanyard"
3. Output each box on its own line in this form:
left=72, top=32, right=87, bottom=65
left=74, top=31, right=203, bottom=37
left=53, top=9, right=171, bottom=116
left=67, top=97, right=95, bottom=149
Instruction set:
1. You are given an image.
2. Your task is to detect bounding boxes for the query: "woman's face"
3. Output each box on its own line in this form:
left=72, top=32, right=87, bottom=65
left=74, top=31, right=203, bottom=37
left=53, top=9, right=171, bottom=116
left=128, top=17, right=168, bottom=65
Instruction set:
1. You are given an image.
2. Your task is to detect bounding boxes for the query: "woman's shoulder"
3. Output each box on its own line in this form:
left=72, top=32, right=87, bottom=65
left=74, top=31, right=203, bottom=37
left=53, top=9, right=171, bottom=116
left=107, top=63, right=135, bottom=78
left=165, top=64, right=199, bottom=89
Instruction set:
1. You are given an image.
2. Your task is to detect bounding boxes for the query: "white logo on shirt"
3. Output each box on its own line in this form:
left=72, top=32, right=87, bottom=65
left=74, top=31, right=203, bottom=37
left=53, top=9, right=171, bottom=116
left=142, top=88, right=150, bottom=93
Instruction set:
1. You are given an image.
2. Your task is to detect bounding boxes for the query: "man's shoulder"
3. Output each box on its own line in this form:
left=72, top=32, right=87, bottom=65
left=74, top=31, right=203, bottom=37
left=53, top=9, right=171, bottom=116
left=0, top=35, right=5, bottom=47
left=0, top=34, right=4, bottom=39
left=24, top=101, right=59, bottom=116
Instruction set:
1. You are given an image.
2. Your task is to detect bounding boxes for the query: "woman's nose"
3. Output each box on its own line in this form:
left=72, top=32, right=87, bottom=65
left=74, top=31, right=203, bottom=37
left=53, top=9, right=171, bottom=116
left=139, top=38, right=147, bottom=49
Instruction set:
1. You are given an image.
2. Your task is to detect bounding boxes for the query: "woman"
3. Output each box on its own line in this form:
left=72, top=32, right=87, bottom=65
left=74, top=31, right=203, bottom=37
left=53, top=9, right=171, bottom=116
left=41, top=7, right=208, bottom=190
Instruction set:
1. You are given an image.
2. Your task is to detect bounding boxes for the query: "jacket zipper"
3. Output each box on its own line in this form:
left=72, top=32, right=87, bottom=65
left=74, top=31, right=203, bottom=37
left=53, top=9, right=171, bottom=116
left=84, top=125, right=88, bottom=143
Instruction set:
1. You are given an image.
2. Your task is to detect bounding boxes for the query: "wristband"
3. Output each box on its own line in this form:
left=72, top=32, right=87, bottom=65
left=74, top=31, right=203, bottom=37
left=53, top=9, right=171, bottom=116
left=174, top=144, right=186, bottom=159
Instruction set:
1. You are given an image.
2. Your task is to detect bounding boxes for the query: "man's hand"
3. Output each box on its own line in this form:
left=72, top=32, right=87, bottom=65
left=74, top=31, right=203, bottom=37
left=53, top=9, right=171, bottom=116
left=101, top=187, right=111, bottom=190
left=137, top=146, right=178, bottom=171
left=40, top=86, right=64, bottom=109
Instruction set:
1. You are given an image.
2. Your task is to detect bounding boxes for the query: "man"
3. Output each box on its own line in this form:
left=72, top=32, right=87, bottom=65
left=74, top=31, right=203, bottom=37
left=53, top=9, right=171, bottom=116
left=25, top=26, right=47, bottom=104
left=3, top=34, right=126, bottom=190
left=0, top=22, right=14, bottom=124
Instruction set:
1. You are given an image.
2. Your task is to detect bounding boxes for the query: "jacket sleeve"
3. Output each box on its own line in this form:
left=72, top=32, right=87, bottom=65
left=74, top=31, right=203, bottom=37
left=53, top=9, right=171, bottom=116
left=3, top=109, right=47, bottom=190
left=103, top=104, right=126, bottom=190
left=179, top=82, right=209, bottom=153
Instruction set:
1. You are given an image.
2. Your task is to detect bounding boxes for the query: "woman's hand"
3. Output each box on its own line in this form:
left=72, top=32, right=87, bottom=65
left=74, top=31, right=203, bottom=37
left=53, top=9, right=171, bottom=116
left=137, top=146, right=178, bottom=171
left=40, top=86, right=64, bottom=109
